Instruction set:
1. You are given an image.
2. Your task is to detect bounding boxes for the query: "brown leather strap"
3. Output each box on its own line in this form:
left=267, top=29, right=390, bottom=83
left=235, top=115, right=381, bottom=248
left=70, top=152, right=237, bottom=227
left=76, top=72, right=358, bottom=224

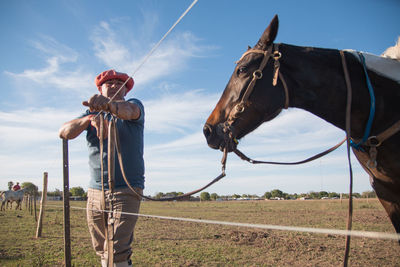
left=375, top=119, right=400, bottom=145
left=233, top=138, right=346, bottom=165
left=237, top=48, right=269, bottom=62
left=238, top=44, right=289, bottom=110
left=340, top=50, right=353, bottom=267
left=100, top=114, right=106, bottom=211
left=351, top=115, right=400, bottom=169
left=106, top=118, right=116, bottom=267
left=272, top=45, right=289, bottom=109
left=99, top=114, right=114, bottom=267
left=228, top=44, right=289, bottom=129
left=241, top=46, right=273, bottom=103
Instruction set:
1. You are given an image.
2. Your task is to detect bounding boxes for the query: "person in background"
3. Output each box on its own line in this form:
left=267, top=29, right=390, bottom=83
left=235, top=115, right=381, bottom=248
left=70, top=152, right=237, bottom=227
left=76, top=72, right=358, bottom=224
left=12, top=182, right=21, bottom=191
left=59, top=70, right=145, bottom=267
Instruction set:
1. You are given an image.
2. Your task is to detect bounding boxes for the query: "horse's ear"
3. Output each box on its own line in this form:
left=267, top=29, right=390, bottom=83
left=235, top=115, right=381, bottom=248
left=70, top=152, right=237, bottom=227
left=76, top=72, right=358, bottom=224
left=255, top=14, right=279, bottom=50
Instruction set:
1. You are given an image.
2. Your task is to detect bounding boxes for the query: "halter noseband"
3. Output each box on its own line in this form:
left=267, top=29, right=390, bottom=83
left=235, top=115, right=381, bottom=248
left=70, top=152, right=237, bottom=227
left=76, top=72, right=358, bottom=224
left=223, top=44, right=289, bottom=145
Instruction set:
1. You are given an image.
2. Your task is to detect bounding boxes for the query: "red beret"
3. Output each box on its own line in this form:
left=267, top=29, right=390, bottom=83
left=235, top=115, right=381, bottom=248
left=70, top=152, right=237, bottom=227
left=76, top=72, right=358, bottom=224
left=95, top=69, right=134, bottom=94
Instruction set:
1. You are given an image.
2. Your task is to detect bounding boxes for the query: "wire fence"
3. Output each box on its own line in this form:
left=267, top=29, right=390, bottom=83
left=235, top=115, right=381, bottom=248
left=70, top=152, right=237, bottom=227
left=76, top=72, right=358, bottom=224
left=46, top=203, right=400, bottom=242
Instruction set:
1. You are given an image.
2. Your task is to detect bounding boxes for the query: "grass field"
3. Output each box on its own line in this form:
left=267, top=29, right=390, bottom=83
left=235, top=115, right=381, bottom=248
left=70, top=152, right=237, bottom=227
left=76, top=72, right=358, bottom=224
left=0, top=198, right=399, bottom=266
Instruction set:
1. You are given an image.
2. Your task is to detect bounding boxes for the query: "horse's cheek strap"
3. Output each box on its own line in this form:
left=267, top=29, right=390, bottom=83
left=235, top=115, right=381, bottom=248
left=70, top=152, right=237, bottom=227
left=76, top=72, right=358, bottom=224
left=272, top=60, right=280, bottom=86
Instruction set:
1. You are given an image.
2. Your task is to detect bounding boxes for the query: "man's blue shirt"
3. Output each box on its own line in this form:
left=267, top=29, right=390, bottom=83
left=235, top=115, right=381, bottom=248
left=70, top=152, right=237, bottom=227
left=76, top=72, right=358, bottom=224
left=81, top=98, right=145, bottom=190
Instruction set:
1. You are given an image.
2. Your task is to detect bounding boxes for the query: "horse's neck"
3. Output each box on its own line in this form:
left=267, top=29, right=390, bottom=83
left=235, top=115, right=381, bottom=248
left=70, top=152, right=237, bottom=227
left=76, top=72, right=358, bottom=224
left=281, top=45, right=348, bottom=131
left=281, top=44, right=400, bottom=138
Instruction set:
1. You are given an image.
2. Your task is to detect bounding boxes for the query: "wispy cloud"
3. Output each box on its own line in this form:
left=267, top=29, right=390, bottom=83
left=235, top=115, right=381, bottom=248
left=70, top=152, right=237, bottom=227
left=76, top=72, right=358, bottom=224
left=144, top=90, right=218, bottom=134
left=140, top=104, right=370, bottom=195
left=0, top=107, right=85, bottom=190
left=4, top=35, right=93, bottom=97
left=0, top=108, right=76, bottom=148
left=237, top=109, right=346, bottom=156
left=91, top=16, right=215, bottom=86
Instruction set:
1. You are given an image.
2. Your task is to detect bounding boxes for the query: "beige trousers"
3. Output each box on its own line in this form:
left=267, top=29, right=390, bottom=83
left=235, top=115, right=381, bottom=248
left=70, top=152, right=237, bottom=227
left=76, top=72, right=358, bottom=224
left=87, top=187, right=142, bottom=263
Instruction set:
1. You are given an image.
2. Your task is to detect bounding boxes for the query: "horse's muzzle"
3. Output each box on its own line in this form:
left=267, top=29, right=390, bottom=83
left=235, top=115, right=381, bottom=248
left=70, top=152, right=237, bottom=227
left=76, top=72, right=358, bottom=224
left=203, top=123, right=237, bottom=152
left=203, top=123, right=219, bottom=149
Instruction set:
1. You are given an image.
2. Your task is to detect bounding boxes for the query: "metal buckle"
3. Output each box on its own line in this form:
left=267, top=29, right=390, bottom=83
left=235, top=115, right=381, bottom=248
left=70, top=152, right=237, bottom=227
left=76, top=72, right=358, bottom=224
left=235, top=103, right=245, bottom=113
left=366, top=136, right=381, bottom=147
left=367, top=142, right=378, bottom=169
left=253, top=70, right=263, bottom=79
left=273, top=51, right=282, bottom=60
left=222, top=121, right=230, bottom=133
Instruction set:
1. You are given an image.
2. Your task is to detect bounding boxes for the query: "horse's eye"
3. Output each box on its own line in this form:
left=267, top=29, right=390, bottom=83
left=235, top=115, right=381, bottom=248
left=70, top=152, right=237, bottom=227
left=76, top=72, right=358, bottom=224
left=237, top=66, right=248, bottom=74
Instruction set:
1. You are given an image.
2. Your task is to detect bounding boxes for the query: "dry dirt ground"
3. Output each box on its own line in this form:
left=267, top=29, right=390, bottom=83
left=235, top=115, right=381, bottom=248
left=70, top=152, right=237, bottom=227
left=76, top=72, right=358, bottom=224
left=0, top=199, right=399, bottom=266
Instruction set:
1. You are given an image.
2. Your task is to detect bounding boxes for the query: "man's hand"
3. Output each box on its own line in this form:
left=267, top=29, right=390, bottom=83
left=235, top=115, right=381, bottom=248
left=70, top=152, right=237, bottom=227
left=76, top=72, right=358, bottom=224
left=90, top=115, right=109, bottom=139
left=82, top=94, right=110, bottom=112
left=82, top=93, right=140, bottom=121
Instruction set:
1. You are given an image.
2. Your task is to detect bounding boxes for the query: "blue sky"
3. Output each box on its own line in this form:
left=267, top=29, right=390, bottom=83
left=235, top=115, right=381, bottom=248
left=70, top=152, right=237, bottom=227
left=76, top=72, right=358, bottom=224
left=1, top=0, right=399, bottom=196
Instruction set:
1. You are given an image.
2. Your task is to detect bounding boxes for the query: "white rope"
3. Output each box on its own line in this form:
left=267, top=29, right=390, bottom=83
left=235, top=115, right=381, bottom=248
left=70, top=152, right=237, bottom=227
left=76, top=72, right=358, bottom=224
left=131, top=0, right=198, bottom=77
left=47, top=204, right=400, bottom=241
left=107, top=0, right=199, bottom=103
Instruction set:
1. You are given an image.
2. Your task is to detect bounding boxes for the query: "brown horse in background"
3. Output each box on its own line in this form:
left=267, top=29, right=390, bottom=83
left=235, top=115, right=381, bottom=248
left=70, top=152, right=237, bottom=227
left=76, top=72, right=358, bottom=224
left=203, top=15, right=400, bottom=237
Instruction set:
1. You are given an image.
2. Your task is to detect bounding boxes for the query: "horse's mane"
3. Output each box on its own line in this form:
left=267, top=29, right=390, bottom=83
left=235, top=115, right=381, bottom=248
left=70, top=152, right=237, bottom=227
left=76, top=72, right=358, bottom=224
left=382, top=37, right=400, bottom=60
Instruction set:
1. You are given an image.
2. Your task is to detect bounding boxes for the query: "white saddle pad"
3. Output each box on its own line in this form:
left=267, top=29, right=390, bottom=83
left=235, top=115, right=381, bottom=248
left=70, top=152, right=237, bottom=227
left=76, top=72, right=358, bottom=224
left=345, top=49, right=400, bottom=84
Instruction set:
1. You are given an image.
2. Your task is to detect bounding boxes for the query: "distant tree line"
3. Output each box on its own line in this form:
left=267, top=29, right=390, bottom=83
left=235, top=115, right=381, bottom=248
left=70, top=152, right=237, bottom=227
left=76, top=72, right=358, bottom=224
left=197, top=189, right=377, bottom=201
left=42, top=187, right=378, bottom=201
left=5, top=180, right=378, bottom=201
left=47, top=186, right=87, bottom=198
left=153, top=192, right=184, bottom=199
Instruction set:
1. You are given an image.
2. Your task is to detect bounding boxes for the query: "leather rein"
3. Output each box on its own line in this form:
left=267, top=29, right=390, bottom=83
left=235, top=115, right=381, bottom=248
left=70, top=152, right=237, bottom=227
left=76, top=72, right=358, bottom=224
left=101, top=115, right=228, bottom=202
left=103, top=43, right=349, bottom=206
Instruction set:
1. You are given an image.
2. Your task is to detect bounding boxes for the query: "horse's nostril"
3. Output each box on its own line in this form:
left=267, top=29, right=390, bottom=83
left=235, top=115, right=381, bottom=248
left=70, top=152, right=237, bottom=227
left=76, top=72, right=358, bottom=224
left=203, top=124, right=212, bottom=139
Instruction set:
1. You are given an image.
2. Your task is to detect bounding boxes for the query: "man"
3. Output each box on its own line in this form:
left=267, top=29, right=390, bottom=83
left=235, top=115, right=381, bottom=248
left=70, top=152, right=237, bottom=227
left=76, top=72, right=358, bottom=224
left=59, top=70, right=145, bottom=267
left=12, top=182, right=21, bottom=191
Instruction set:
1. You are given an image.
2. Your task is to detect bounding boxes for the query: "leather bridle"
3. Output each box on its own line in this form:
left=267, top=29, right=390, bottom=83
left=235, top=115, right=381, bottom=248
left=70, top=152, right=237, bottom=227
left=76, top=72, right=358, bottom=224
left=222, top=43, right=289, bottom=149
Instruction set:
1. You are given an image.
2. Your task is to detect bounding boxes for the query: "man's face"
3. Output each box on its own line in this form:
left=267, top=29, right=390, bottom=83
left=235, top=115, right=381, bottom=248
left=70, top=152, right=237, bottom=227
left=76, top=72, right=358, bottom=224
left=100, top=79, right=127, bottom=99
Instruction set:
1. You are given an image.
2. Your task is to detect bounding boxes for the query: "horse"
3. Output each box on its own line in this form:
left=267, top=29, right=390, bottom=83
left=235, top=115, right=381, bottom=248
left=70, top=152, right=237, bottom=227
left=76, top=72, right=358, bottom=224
left=0, top=188, right=28, bottom=211
left=0, top=191, right=15, bottom=210
left=203, top=15, right=400, bottom=237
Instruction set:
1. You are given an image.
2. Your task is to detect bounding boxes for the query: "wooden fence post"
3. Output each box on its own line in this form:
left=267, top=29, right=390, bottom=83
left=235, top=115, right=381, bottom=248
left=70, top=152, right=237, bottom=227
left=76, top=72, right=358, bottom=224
left=29, top=194, right=33, bottom=215
left=62, top=139, right=71, bottom=267
left=36, top=172, right=48, bottom=238
left=34, top=191, right=37, bottom=222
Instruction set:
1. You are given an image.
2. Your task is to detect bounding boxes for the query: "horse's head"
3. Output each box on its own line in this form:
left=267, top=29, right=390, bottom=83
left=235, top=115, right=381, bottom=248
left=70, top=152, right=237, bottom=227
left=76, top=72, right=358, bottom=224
left=204, top=15, right=288, bottom=151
